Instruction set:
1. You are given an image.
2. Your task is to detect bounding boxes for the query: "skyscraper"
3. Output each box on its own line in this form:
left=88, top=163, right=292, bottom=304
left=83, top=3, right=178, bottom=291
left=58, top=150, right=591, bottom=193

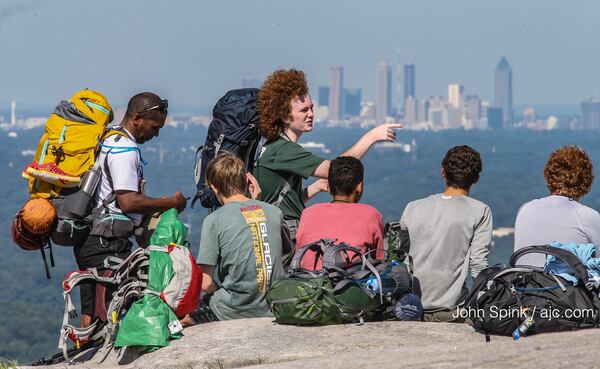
left=344, top=88, right=362, bottom=117
left=448, top=84, right=464, bottom=109
left=404, top=96, right=417, bottom=126
left=487, top=107, right=503, bottom=130
left=376, top=60, right=392, bottom=122
left=396, top=50, right=403, bottom=113
left=404, top=64, right=416, bottom=103
left=328, top=65, right=344, bottom=121
left=494, top=56, right=513, bottom=129
left=318, top=86, right=329, bottom=107
left=417, top=99, right=429, bottom=124
left=581, top=98, right=600, bottom=130
left=465, top=95, right=481, bottom=122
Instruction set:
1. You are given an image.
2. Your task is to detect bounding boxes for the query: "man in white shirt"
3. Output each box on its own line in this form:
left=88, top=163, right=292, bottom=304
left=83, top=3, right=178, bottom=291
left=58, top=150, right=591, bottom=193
left=75, top=92, right=187, bottom=328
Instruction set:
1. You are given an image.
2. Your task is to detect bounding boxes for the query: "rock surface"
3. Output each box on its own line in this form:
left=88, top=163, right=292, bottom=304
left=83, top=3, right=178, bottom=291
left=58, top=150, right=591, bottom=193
left=23, top=318, right=599, bottom=369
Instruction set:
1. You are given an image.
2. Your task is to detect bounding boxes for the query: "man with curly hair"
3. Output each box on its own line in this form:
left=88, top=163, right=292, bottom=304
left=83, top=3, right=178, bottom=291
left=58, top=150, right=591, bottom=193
left=254, top=69, right=401, bottom=243
left=400, top=145, right=492, bottom=322
left=514, top=146, right=600, bottom=267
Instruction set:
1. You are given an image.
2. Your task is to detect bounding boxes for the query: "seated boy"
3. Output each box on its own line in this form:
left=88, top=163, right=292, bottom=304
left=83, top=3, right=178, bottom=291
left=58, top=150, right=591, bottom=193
left=295, top=156, right=384, bottom=270
left=400, top=145, right=492, bottom=322
left=184, top=152, right=290, bottom=324
left=514, top=146, right=600, bottom=267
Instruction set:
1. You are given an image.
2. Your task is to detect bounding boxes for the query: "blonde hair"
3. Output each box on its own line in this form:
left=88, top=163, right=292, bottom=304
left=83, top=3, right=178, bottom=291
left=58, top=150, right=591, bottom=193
left=206, top=152, right=247, bottom=198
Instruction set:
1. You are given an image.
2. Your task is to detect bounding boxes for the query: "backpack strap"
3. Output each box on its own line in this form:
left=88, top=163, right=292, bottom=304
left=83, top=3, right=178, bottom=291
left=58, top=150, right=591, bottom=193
left=274, top=176, right=296, bottom=208
left=288, top=239, right=334, bottom=275
left=92, top=128, right=144, bottom=216
left=272, top=133, right=300, bottom=209
left=322, top=243, right=364, bottom=274
left=510, top=244, right=591, bottom=288
left=214, top=133, right=225, bottom=154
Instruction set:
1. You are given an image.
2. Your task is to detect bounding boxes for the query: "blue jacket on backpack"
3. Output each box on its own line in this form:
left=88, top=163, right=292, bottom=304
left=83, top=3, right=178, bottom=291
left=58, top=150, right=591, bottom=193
left=545, top=242, right=600, bottom=286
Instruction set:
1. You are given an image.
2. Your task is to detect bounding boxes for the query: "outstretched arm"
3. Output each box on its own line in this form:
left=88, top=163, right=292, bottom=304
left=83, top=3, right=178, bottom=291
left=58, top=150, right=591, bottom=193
left=311, top=123, right=403, bottom=178
left=303, top=179, right=330, bottom=202
left=116, top=190, right=187, bottom=214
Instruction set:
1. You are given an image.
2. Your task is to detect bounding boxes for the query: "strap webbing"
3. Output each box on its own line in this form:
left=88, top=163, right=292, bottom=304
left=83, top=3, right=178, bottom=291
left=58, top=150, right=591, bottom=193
left=275, top=176, right=295, bottom=208
left=214, top=134, right=225, bottom=154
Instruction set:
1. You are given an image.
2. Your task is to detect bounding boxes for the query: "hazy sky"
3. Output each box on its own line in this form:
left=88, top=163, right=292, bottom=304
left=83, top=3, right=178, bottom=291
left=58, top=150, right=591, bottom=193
left=1, top=0, right=599, bottom=111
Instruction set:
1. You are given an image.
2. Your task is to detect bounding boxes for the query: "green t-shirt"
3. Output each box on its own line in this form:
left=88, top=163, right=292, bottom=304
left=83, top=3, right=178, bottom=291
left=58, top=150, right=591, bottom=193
left=253, top=137, right=325, bottom=220
left=197, top=199, right=287, bottom=320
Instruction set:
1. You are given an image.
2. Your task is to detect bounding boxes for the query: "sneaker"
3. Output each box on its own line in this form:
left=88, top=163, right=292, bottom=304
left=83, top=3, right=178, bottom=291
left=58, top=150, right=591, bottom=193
left=23, top=162, right=80, bottom=187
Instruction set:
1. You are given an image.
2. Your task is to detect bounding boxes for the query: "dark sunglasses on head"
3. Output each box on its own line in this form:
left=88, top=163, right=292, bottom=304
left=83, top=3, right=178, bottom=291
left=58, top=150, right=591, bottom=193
left=138, top=99, right=168, bottom=116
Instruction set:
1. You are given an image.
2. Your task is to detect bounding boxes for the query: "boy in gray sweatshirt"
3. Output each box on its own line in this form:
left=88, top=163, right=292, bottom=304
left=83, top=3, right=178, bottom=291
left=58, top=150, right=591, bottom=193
left=401, top=145, right=492, bottom=322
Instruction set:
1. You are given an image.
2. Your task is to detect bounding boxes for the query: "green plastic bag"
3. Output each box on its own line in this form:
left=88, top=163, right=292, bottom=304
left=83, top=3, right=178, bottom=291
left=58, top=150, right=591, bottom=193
left=149, top=209, right=190, bottom=248
left=114, top=209, right=189, bottom=350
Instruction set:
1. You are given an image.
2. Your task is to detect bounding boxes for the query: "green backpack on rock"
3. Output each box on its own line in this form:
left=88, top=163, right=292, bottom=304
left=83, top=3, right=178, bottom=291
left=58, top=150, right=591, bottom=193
left=267, top=240, right=390, bottom=325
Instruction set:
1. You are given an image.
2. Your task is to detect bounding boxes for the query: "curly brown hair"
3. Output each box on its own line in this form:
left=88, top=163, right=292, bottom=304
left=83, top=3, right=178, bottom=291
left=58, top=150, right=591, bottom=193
left=441, top=145, right=482, bottom=190
left=544, top=146, right=594, bottom=199
left=258, top=69, right=309, bottom=140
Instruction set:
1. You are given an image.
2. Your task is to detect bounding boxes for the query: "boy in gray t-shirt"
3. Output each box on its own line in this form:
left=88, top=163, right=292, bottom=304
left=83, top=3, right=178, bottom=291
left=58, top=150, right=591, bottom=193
left=183, top=153, right=290, bottom=324
left=401, top=146, right=492, bottom=322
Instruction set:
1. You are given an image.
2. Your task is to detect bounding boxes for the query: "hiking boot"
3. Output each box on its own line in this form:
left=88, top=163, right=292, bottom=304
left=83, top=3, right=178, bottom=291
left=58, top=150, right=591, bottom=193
left=23, top=162, right=80, bottom=187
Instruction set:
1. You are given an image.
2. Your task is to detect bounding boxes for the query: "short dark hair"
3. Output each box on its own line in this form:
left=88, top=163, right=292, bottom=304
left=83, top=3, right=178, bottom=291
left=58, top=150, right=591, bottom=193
left=125, top=92, right=167, bottom=121
left=441, top=145, right=482, bottom=190
left=328, top=156, right=364, bottom=196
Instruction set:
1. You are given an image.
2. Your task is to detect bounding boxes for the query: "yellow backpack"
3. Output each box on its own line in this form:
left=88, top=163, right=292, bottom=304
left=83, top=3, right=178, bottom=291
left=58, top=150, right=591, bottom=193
left=22, top=90, right=123, bottom=199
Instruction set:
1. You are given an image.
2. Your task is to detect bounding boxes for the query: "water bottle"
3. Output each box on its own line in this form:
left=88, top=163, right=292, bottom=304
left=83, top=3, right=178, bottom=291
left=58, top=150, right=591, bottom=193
left=80, top=166, right=102, bottom=195
left=365, top=276, right=397, bottom=295
left=512, top=311, right=535, bottom=340
left=365, top=276, right=380, bottom=294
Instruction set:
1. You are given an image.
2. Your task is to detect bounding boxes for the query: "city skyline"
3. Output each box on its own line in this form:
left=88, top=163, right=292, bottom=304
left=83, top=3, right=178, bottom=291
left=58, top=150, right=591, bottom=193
left=0, top=55, right=591, bottom=131
left=1, top=1, right=600, bottom=110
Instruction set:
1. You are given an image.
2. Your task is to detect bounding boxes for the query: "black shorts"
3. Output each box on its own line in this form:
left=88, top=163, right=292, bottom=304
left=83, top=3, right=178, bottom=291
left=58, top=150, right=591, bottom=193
left=74, top=235, right=132, bottom=317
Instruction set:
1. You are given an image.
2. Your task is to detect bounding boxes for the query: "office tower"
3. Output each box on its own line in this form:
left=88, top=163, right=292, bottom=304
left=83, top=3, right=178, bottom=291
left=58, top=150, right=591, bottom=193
left=417, top=99, right=429, bottom=124
left=318, top=86, right=330, bottom=107
left=241, top=78, right=261, bottom=89
left=328, top=65, right=344, bottom=121
left=396, top=50, right=403, bottom=113
left=465, top=95, right=481, bottom=121
left=581, top=99, right=600, bottom=130
left=428, top=108, right=446, bottom=128
left=404, top=64, right=416, bottom=102
left=487, top=107, right=503, bottom=130
left=447, top=107, right=462, bottom=129
left=448, top=84, right=464, bottom=109
left=404, top=96, right=417, bottom=126
left=344, top=88, right=362, bottom=117
left=376, top=60, right=392, bottom=122
left=494, top=56, right=513, bottom=128
left=11, top=100, right=16, bottom=126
